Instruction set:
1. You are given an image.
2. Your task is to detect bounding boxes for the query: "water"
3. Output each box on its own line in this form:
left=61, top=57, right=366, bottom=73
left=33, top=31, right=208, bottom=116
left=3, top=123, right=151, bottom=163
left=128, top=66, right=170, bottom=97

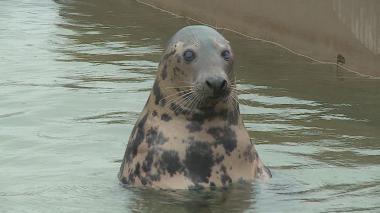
left=1, top=0, right=379, bottom=212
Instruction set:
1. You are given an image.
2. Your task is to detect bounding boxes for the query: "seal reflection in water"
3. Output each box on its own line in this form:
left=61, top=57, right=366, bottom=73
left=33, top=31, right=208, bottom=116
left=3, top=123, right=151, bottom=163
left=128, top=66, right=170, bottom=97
left=119, top=25, right=271, bottom=189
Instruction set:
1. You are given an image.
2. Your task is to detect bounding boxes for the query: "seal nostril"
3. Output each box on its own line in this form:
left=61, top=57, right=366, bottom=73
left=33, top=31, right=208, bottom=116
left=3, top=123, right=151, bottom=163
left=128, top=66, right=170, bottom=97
left=206, top=80, right=212, bottom=88
left=220, top=80, right=227, bottom=90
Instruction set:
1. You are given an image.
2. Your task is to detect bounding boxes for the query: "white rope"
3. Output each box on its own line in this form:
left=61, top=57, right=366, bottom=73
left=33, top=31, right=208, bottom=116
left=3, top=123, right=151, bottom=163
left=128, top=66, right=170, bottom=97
left=136, top=0, right=378, bottom=79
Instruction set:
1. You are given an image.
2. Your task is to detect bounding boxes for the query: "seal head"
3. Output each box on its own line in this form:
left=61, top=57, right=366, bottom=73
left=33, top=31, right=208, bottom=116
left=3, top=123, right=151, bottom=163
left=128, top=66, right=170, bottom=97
left=160, top=25, right=235, bottom=110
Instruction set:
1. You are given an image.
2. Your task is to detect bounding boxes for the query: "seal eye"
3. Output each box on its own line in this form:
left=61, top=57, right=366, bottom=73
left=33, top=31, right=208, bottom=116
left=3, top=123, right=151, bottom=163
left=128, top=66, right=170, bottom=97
left=183, top=50, right=196, bottom=62
left=221, top=50, right=231, bottom=61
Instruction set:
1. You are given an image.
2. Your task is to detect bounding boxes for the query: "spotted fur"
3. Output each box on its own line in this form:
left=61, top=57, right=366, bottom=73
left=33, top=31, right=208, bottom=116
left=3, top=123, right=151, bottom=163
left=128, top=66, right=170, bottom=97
left=118, top=25, right=271, bottom=189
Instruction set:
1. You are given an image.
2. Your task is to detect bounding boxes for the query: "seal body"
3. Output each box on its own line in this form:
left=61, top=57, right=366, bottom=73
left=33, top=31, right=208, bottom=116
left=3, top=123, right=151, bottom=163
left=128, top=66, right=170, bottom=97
left=119, top=25, right=271, bottom=189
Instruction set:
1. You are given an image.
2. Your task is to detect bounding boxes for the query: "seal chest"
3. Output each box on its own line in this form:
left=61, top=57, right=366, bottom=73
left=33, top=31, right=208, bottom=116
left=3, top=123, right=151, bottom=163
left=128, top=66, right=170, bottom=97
left=119, top=25, right=271, bottom=189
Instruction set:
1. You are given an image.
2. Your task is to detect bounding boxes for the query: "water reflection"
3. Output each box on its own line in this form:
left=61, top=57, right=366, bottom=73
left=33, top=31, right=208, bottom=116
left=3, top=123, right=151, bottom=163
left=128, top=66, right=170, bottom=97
left=125, top=185, right=254, bottom=213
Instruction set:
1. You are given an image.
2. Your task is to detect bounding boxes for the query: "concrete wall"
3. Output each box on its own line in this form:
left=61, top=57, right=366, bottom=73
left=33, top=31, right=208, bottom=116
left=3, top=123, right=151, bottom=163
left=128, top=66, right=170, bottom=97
left=138, top=0, right=380, bottom=77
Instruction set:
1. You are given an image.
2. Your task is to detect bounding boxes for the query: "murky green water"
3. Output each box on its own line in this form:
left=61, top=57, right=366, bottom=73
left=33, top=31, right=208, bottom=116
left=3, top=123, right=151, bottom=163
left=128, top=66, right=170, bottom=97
left=1, top=0, right=379, bottom=212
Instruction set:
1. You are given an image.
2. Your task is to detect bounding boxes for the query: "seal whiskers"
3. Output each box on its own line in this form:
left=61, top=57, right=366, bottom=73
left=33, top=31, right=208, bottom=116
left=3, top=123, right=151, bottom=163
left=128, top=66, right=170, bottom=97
left=164, top=89, right=194, bottom=107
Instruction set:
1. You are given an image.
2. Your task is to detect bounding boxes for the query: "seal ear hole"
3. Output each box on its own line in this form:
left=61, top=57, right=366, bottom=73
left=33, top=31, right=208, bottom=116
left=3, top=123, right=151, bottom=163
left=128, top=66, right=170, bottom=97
left=183, top=49, right=196, bottom=63
left=206, top=80, right=212, bottom=88
left=221, top=50, right=231, bottom=61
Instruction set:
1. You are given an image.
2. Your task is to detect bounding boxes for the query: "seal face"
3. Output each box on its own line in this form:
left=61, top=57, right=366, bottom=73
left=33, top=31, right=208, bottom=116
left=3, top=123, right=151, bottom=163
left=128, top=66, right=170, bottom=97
left=119, top=25, right=271, bottom=189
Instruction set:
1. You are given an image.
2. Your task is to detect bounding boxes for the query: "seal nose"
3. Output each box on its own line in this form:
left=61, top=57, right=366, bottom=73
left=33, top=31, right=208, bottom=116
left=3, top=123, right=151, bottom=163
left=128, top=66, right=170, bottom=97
left=205, top=76, right=228, bottom=96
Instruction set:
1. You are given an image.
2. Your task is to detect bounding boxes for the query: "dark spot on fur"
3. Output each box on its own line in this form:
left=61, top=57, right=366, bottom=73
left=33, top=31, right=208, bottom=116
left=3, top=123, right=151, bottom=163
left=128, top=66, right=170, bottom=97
left=227, top=106, right=239, bottom=125
left=186, top=121, right=202, bottom=132
left=134, top=162, right=141, bottom=177
left=191, top=106, right=228, bottom=123
left=152, top=110, right=158, bottom=117
left=186, top=103, right=240, bottom=126
left=140, top=176, right=148, bottom=185
left=145, top=128, right=158, bottom=147
left=184, top=140, right=214, bottom=183
left=221, top=174, right=232, bottom=187
left=215, top=154, right=225, bottom=164
left=243, top=144, right=256, bottom=163
left=146, top=127, right=169, bottom=147
left=220, top=165, right=227, bottom=173
left=220, top=165, right=232, bottom=187
left=137, top=114, right=148, bottom=128
left=128, top=171, right=136, bottom=184
left=170, top=103, right=190, bottom=115
left=160, top=150, right=183, bottom=176
left=161, top=113, right=172, bottom=121
left=124, top=162, right=148, bottom=186
left=150, top=173, right=161, bottom=181
left=153, top=80, right=165, bottom=106
left=141, top=149, right=165, bottom=184
left=173, top=66, right=181, bottom=77
left=161, top=63, right=168, bottom=80
left=142, top=149, right=155, bottom=173
left=123, top=113, right=148, bottom=162
left=207, top=127, right=237, bottom=155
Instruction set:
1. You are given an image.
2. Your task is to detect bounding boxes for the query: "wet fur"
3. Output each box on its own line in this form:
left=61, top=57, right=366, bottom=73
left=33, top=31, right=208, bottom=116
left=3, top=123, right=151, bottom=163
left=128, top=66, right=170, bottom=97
left=119, top=25, right=271, bottom=189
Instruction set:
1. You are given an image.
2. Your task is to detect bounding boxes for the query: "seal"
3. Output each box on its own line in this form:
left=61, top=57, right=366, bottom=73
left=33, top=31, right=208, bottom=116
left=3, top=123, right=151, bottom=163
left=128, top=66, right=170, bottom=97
left=119, top=25, right=271, bottom=189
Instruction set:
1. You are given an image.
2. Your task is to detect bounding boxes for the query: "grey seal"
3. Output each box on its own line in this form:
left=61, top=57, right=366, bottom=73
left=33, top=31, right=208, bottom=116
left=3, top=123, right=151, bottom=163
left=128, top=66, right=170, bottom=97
left=119, top=25, right=271, bottom=189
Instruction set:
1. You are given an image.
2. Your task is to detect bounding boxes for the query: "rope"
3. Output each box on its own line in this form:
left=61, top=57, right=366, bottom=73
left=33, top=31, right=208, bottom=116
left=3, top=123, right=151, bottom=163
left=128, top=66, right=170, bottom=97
left=135, top=0, right=378, bottom=79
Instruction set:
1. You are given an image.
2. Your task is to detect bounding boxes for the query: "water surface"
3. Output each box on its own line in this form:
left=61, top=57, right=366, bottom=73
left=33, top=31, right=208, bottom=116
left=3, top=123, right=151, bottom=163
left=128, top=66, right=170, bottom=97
left=1, top=0, right=379, bottom=212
